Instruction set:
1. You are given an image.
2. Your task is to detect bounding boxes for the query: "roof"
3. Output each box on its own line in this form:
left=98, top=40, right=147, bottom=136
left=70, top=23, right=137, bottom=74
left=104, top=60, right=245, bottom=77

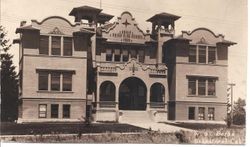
left=147, top=12, right=181, bottom=22
left=97, top=12, right=114, bottom=23
left=69, top=6, right=102, bottom=16
left=217, top=40, right=236, bottom=45
left=73, top=29, right=95, bottom=36
left=15, top=25, right=40, bottom=33
left=173, top=36, right=191, bottom=41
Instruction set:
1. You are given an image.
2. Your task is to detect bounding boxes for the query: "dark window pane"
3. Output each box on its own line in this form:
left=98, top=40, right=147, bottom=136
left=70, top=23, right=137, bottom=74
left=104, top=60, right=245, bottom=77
left=100, top=81, right=115, bottom=101
left=51, top=73, right=60, bottom=91
left=122, top=49, right=129, bottom=62
left=63, top=73, right=72, bottom=91
left=114, top=49, right=121, bottom=62
left=198, top=78, right=206, bottom=95
left=198, top=107, right=205, bottom=120
left=138, top=50, right=144, bottom=63
left=63, top=104, right=70, bottom=118
left=188, top=78, right=196, bottom=95
left=189, top=46, right=196, bottom=63
left=130, top=50, right=137, bottom=59
left=208, top=107, right=215, bottom=120
left=52, top=36, right=61, bottom=55
left=198, top=46, right=206, bottom=63
left=38, top=72, right=48, bottom=90
left=39, top=36, right=49, bottom=55
left=51, top=104, right=59, bottom=118
left=188, top=107, right=195, bottom=120
left=208, top=47, right=216, bottom=64
left=106, top=49, right=112, bottom=61
left=150, top=83, right=165, bottom=102
left=39, top=104, right=47, bottom=118
left=208, top=79, right=216, bottom=96
left=63, top=37, right=72, bottom=56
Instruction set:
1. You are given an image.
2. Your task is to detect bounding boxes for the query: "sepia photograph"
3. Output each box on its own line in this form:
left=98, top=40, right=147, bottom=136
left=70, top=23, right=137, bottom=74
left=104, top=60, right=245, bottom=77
left=0, top=0, right=247, bottom=145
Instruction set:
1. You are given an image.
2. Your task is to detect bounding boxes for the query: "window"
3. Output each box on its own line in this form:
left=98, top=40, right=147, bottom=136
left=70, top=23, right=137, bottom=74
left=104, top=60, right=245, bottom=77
left=150, top=83, right=165, bottom=102
left=198, top=107, right=205, bottom=120
left=51, top=73, right=60, bottom=91
left=63, top=73, right=72, bottom=91
left=114, top=49, right=121, bottom=62
left=198, top=78, right=206, bottom=95
left=208, top=107, right=215, bottom=120
left=130, top=50, right=137, bottom=59
left=63, top=104, right=70, bottom=118
left=187, top=77, right=217, bottom=96
left=138, top=50, right=144, bottom=63
left=208, top=47, right=216, bottom=64
left=39, top=36, right=49, bottom=55
left=122, top=49, right=129, bottom=62
left=39, top=104, right=47, bottom=118
left=51, top=104, right=59, bottom=118
left=38, top=72, right=48, bottom=90
left=198, top=46, right=206, bottom=63
left=188, top=107, right=195, bottom=120
left=106, top=49, right=112, bottom=61
left=208, top=79, right=216, bottom=96
left=189, top=45, right=217, bottom=64
left=189, top=46, right=196, bottom=63
left=63, top=37, right=72, bottom=56
left=188, top=78, right=196, bottom=95
left=51, top=36, right=61, bottom=55
left=100, top=81, right=115, bottom=101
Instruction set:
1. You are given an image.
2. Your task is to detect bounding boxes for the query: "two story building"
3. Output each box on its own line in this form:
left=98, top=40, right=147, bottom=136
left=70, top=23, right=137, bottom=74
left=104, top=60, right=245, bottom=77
left=14, top=5, right=235, bottom=123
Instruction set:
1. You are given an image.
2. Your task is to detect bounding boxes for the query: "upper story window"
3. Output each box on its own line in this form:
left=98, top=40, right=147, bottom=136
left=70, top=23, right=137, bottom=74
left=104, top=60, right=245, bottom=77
left=39, top=36, right=49, bottom=55
left=188, top=76, right=216, bottom=96
left=114, top=49, right=121, bottom=62
left=138, top=50, right=145, bottom=63
left=38, top=72, right=49, bottom=90
left=106, top=49, right=112, bottom=61
left=51, top=36, right=61, bottom=55
left=51, top=72, right=60, bottom=91
left=188, top=45, right=216, bottom=64
left=130, top=50, right=137, bottom=59
left=122, top=50, right=129, bottom=62
left=39, top=35, right=73, bottom=56
left=63, top=37, right=72, bottom=56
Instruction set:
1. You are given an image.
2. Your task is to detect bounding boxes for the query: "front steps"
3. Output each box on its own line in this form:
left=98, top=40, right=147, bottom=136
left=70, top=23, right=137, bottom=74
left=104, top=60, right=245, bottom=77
left=119, top=110, right=153, bottom=123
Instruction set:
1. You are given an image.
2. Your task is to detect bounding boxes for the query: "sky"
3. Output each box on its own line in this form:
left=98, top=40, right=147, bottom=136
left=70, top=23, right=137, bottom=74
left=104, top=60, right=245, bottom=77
left=0, top=0, right=248, bottom=101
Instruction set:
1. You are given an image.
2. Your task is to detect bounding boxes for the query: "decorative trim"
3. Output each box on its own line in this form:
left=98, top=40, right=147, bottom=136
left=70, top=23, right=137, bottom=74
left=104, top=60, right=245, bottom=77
left=182, top=28, right=224, bottom=38
left=23, top=54, right=87, bottom=59
left=20, top=97, right=86, bottom=101
left=36, top=69, right=76, bottom=74
left=186, top=75, right=219, bottom=79
left=176, top=62, right=228, bottom=67
left=32, top=16, right=77, bottom=27
left=49, top=27, right=64, bottom=35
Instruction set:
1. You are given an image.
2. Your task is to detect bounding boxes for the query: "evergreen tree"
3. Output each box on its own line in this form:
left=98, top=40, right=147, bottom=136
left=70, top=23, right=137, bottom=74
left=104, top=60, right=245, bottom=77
left=0, top=26, right=18, bottom=122
left=233, top=98, right=246, bottom=125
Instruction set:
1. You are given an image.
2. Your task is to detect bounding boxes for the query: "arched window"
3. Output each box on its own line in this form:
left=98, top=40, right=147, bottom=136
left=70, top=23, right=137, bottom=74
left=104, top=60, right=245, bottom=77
left=150, top=83, right=165, bottom=102
left=100, top=81, right=115, bottom=101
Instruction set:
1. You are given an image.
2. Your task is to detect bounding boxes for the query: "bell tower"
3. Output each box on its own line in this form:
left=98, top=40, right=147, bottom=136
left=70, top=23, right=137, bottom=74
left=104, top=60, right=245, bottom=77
left=147, top=12, right=180, bottom=64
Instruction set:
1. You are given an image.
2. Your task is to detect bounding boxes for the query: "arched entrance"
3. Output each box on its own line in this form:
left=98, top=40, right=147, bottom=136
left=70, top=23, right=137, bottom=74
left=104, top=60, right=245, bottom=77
left=119, top=77, right=147, bottom=110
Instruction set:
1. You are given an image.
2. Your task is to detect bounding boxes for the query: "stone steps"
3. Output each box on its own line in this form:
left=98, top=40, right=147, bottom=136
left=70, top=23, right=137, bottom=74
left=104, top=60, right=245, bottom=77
left=119, top=110, right=153, bottom=123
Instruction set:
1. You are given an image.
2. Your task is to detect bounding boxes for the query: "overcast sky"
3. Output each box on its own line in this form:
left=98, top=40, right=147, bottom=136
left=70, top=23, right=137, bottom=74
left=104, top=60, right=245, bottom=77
left=1, top=0, right=247, bottom=101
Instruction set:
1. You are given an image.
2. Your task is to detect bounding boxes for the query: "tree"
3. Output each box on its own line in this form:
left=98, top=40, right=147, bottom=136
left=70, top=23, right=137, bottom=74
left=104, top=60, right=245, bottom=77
left=233, top=98, right=246, bottom=125
left=0, top=26, right=18, bottom=122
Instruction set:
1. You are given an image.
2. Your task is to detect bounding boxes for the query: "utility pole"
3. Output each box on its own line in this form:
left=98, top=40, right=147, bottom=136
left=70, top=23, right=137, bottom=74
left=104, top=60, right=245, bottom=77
left=227, top=83, right=236, bottom=127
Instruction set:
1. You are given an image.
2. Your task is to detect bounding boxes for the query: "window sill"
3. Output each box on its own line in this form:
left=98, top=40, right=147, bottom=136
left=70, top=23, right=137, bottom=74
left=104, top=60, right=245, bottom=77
left=37, top=90, right=74, bottom=94
left=187, top=95, right=217, bottom=98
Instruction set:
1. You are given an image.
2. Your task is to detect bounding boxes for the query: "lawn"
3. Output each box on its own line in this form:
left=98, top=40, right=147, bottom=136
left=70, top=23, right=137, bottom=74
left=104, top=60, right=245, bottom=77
left=0, top=122, right=245, bottom=144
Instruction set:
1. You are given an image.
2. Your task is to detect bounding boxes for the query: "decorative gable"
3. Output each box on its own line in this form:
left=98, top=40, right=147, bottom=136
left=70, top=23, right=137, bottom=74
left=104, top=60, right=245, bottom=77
left=49, top=27, right=64, bottom=35
left=102, top=12, right=146, bottom=44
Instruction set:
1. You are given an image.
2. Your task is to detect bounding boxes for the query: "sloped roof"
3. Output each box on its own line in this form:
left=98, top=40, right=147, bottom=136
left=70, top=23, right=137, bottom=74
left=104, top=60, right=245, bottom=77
left=69, top=5, right=102, bottom=16
left=15, top=25, right=40, bottom=33
left=217, top=39, right=236, bottom=45
left=97, top=12, right=114, bottom=23
left=147, top=12, right=181, bottom=22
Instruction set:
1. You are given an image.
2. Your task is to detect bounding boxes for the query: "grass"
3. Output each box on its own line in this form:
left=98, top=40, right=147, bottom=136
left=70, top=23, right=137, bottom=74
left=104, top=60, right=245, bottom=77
left=0, top=122, right=245, bottom=144
left=0, top=122, right=147, bottom=135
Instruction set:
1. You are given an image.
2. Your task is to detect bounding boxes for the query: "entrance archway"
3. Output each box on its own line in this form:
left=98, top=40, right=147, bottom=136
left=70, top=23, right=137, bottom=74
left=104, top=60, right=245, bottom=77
left=119, top=77, right=147, bottom=110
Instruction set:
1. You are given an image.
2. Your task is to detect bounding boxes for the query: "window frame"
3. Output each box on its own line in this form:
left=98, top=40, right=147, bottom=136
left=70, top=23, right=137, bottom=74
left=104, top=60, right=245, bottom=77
left=39, top=35, right=49, bottom=55
left=51, top=104, right=59, bottom=118
left=62, top=73, right=72, bottom=91
left=38, top=104, right=47, bottom=118
left=198, top=107, right=205, bottom=120
left=63, top=104, right=71, bottom=118
left=208, top=107, right=215, bottom=120
left=51, top=36, right=61, bottom=56
left=188, top=107, right=195, bottom=120
left=38, top=72, right=49, bottom=91
left=51, top=72, right=61, bottom=91
left=63, top=37, right=73, bottom=56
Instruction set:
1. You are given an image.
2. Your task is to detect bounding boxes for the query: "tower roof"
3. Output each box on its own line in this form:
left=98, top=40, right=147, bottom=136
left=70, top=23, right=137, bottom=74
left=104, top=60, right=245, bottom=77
left=69, top=5, right=102, bottom=16
left=147, top=12, right=181, bottom=22
left=97, top=12, right=114, bottom=24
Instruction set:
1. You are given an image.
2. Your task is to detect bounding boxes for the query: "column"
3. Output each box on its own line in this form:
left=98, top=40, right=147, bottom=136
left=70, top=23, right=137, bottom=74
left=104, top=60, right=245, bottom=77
left=60, top=74, right=63, bottom=91
left=48, top=73, right=51, bottom=91
left=146, top=86, right=150, bottom=110
left=115, top=84, right=119, bottom=122
left=49, top=36, right=52, bottom=56
left=96, top=75, right=100, bottom=109
left=61, top=36, right=63, bottom=56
